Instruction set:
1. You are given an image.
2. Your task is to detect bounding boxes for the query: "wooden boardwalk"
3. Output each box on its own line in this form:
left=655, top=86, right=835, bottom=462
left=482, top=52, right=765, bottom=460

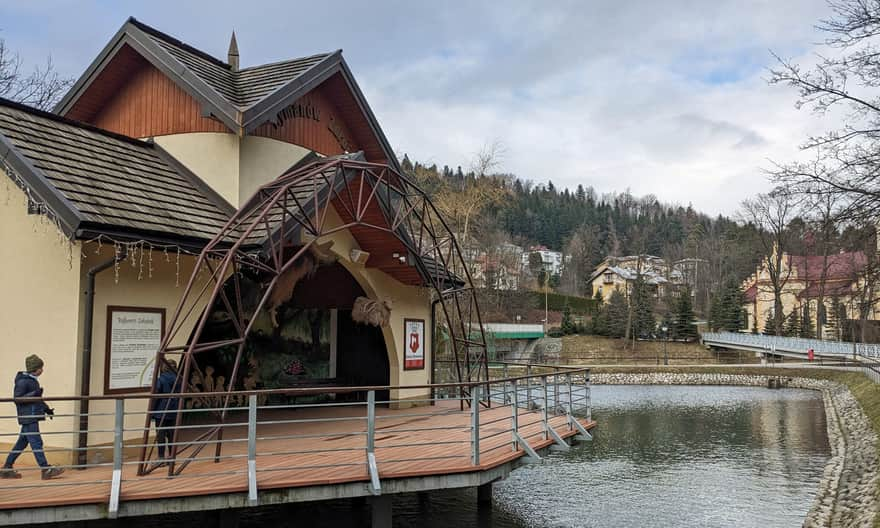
left=0, top=401, right=595, bottom=511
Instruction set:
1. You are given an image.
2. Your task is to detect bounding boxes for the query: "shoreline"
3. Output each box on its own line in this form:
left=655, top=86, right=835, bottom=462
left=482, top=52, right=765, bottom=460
left=589, top=371, right=879, bottom=527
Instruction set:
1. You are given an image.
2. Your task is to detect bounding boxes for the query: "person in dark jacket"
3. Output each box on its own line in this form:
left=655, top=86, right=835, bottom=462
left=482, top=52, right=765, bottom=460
left=151, top=358, right=181, bottom=462
left=0, top=355, right=64, bottom=479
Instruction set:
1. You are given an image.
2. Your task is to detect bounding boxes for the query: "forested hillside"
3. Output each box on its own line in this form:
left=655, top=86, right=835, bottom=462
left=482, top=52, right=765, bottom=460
left=401, top=155, right=764, bottom=310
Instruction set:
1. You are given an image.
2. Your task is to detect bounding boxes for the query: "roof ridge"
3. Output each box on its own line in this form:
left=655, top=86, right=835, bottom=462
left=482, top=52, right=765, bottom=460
left=0, top=97, right=153, bottom=149
left=235, top=52, right=334, bottom=74
left=128, top=17, right=231, bottom=71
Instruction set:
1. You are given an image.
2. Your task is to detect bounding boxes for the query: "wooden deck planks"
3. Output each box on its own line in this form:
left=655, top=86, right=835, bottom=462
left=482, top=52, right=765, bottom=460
left=0, top=403, right=594, bottom=510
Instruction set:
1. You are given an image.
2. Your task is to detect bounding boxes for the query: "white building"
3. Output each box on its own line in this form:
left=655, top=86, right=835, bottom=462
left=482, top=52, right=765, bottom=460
left=521, top=246, right=565, bottom=276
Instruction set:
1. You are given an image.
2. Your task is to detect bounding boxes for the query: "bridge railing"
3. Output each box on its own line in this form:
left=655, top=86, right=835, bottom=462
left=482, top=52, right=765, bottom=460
left=0, top=363, right=591, bottom=519
left=702, top=331, right=880, bottom=359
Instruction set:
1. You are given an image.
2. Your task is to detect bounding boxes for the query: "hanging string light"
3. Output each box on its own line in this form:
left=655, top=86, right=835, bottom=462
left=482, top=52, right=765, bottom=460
left=2, top=159, right=200, bottom=285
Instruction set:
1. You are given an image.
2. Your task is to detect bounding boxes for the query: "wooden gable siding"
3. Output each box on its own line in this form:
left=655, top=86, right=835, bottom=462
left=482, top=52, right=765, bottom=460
left=251, top=84, right=360, bottom=157
left=331, top=187, right=423, bottom=286
left=88, top=57, right=228, bottom=138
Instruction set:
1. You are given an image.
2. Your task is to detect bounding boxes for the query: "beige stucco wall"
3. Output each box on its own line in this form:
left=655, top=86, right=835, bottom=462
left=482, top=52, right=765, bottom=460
left=0, top=177, right=83, bottom=458
left=239, top=136, right=311, bottom=204
left=80, top=243, right=215, bottom=453
left=155, top=133, right=312, bottom=209
left=154, top=133, right=240, bottom=205
left=590, top=273, right=627, bottom=303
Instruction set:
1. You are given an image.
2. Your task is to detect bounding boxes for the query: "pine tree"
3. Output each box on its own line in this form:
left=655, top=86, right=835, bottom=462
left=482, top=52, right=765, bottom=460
left=784, top=310, right=800, bottom=337
left=561, top=304, right=575, bottom=335
left=606, top=289, right=629, bottom=338
left=763, top=310, right=777, bottom=336
left=709, top=279, right=744, bottom=332
left=673, top=288, right=698, bottom=340
left=592, top=289, right=603, bottom=315
left=799, top=304, right=814, bottom=339
left=630, top=278, right=655, bottom=338
left=591, top=305, right=610, bottom=336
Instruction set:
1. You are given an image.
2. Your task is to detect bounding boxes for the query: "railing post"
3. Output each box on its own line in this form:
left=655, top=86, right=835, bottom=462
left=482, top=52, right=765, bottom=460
left=585, top=370, right=592, bottom=423
left=503, top=363, right=509, bottom=403
left=247, top=394, right=258, bottom=506
left=526, top=365, right=533, bottom=409
left=108, top=398, right=124, bottom=519
left=553, top=374, right=560, bottom=415
left=366, top=390, right=381, bottom=495
left=511, top=379, right=519, bottom=451
left=566, top=373, right=573, bottom=430
left=471, top=385, right=481, bottom=466
left=541, top=376, right=549, bottom=440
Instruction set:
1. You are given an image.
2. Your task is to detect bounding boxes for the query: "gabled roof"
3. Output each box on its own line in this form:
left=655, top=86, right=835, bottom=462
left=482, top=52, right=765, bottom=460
left=0, top=98, right=234, bottom=247
left=55, top=18, right=397, bottom=166
left=788, top=251, right=867, bottom=281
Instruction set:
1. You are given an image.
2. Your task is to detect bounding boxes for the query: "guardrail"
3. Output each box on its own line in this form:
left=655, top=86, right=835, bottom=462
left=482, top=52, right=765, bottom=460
left=0, top=363, right=591, bottom=519
left=702, top=331, right=880, bottom=359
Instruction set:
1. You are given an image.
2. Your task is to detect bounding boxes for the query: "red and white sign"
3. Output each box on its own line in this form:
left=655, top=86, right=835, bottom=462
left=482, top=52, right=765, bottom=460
left=404, top=319, right=425, bottom=370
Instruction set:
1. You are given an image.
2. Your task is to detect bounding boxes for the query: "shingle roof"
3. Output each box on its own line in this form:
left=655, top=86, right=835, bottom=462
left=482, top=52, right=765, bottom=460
left=133, top=19, right=331, bottom=110
left=0, top=98, right=233, bottom=244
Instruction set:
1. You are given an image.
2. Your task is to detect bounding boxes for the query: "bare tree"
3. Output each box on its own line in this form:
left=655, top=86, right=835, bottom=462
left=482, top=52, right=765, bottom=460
left=740, top=191, right=797, bottom=335
left=0, top=36, right=72, bottom=110
left=800, top=193, right=843, bottom=338
left=561, top=224, right=600, bottom=296
left=432, top=140, right=507, bottom=244
left=768, top=0, right=880, bottom=223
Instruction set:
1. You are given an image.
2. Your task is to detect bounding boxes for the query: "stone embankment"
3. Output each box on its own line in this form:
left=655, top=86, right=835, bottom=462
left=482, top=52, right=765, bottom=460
left=591, top=372, right=879, bottom=528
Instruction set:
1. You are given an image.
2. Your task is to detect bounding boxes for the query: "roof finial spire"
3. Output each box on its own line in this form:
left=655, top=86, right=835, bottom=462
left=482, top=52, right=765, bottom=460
left=228, top=30, right=239, bottom=71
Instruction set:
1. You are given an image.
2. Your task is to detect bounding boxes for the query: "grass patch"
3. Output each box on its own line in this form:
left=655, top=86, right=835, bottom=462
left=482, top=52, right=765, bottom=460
left=591, top=365, right=880, bottom=526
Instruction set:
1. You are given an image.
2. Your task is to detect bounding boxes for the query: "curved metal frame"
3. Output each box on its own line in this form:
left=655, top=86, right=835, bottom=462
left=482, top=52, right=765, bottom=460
left=137, top=156, right=488, bottom=476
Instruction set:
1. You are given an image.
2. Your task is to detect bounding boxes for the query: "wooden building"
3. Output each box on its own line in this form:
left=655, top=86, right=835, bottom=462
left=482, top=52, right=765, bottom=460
left=0, top=18, right=479, bottom=459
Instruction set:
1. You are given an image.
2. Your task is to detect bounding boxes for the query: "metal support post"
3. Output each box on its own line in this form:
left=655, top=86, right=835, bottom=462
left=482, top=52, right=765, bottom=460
left=585, top=372, right=592, bottom=422
left=542, top=376, right=549, bottom=440
left=553, top=374, right=560, bottom=415
left=247, top=394, right=258, bottom=506
left=471, top=386, right=481, bottom=466
left=108, top=399, right=124, bottom=518
left=367, top=390, right=381, bottom=495
left=526, top=366, right=533, bottom=409
left=566, top=373, right=573, bottom=430
left=511, top=379, right=519, bottom=451
left=477, top=481, right=493, bottom=507
left=371, top=495, right=392, bottom=528
left=503, top=363, right=509, bottom=403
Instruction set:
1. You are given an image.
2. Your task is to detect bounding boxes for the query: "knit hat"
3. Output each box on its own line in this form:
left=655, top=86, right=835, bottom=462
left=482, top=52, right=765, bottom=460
left=25, top=354, right=44, bottom=373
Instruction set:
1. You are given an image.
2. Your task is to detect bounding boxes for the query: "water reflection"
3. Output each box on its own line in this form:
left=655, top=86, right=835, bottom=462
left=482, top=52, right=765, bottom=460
left=495, top=385, right=829, bottom=528
left=49, top=385, right=828, bottom=528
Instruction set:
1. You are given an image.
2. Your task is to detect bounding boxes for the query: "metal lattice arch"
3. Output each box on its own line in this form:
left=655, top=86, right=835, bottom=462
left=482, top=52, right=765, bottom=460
left=138, top=153, right=488, bottom=475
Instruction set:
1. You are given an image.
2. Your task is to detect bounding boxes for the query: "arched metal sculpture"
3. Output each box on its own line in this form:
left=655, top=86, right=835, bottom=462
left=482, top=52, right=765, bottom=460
left=137, top=154, right=488, bottom=476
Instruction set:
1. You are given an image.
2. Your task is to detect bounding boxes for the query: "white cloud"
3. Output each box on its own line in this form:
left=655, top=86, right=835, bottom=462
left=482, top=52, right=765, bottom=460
left=0, top=0, right=840, bottom=215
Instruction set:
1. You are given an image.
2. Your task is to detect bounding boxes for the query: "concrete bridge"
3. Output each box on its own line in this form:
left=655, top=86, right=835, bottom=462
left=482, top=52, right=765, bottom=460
left=702, top=331, right=880, bottom=362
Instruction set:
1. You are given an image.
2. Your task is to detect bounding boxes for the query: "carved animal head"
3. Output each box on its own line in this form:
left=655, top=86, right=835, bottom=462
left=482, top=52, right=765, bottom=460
left=265, top=241, right=338, bottom=327
left=352, top=296, right=392, bottom=328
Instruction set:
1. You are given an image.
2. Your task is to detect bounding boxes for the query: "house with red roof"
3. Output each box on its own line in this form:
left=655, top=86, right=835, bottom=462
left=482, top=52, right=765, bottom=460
left=742, top=248, right=874, bottom=336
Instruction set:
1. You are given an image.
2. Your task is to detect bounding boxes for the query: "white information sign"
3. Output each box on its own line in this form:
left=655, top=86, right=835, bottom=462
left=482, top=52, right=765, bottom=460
left=107, top=309, right=163, bottom=392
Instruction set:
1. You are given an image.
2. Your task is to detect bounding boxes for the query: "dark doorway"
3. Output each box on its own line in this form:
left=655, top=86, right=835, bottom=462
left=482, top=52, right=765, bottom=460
left=337, top=310, right=390, bottom=402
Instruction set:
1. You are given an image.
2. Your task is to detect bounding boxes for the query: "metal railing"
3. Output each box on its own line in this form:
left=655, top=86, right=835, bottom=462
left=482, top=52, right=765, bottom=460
left=702, top=331, right=880, bottom=359
left=0, top=364, right=591, bottom=518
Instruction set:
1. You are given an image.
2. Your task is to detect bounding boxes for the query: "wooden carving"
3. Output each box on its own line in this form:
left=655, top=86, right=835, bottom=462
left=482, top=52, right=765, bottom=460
left=267, top=241, right=337, bottom=327
left=351, top=296, right=392, bottom=327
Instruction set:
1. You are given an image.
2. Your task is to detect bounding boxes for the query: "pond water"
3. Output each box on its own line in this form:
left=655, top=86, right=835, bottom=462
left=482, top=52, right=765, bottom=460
left=69, top=385, right=829, bottom=528
left=493, top=385, right=830, bottom=528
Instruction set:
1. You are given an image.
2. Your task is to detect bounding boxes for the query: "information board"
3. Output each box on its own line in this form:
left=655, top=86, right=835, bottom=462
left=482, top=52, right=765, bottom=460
left=105, top=307, right=165, bottom=393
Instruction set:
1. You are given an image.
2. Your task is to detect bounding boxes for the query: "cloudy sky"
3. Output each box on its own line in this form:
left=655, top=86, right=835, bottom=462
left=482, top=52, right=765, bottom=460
left=0, top=1, right=836, bottom=215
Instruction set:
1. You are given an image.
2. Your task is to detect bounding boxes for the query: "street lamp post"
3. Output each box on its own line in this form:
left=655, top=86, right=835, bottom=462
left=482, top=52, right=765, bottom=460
left=661, top=325, right=669, bottom=365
